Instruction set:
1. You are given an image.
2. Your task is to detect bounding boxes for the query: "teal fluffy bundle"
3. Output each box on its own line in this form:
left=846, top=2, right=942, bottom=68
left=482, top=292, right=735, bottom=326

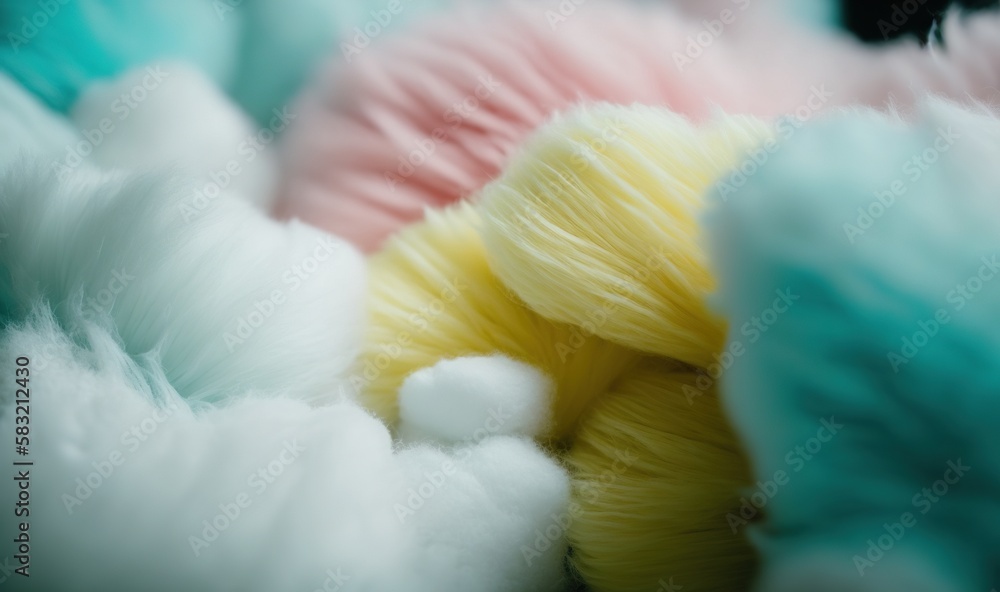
left=0, top=0, right=456, bottom=125
left=707, top=100, right=1000, bottom=592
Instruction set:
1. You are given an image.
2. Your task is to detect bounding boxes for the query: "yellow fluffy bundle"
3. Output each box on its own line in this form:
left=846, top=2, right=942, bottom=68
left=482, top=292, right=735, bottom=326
left=567, top=362, right=754, bottom=591
left=360, top=104, right=774, bottom=590
left=360, top=202, right=639, bottom=440
left=481, top=105, right=773, bottom=367
left=480, top=104, right=773, bottom=590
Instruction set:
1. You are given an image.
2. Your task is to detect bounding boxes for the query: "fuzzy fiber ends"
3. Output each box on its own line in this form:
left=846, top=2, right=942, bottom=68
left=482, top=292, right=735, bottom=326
left=0, top=164, right=364, bottom=405
left=706, top=100, right=1000, bottom=592
left=0, top=309, right=570, bottom=591
left=276, top=1, right=1000, bottom=252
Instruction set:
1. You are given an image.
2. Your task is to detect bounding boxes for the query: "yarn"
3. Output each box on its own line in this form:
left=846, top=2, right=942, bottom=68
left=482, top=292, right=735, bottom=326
left=274, top=1, right=730, bottom=252
left=566, top=360, right=754, bottom=592
left=360, top=103, right=773, bottom=590
left=481, top=103, right=774, bottom=368
left=478, top=103, right=776, bottom=590
left=276, top=0, right=1000, bottom=252
left=359, top=202, right=639, bottom=440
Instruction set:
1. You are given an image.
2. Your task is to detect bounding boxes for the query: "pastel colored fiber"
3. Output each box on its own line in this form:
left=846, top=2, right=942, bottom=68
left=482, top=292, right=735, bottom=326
left=0, top=0, right=239, bottom=113
left=0, top=71, right=77, bottom=165
left=0, top=0, right=461, bottom=126
left=706, top=100, right=1000, bottom=592
left=481, top=104, right=774, bottom=368
left=479, top=103, right=774, bottom=591
left=0, top=162, right=571, bottom=592
left=359, top=201, right=639, bottom=440
left=275, top=0, right=1000, bottom=251
left=363, top=103, right=773, bottom=590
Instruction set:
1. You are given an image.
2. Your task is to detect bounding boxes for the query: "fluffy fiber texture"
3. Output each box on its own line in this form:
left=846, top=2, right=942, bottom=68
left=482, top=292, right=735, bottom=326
left=566, top=360, right=753, bottom=592
left=706, top=99, right=1000, bottom=592
left=362, top=103, right=769, bottom=590
left=275, top=0, right=1000, bottom=252
left=0, top=309, right=571, bottom=592
left=481, top=103, right=774, bottom=368
left=0, top=0, right=239, bottom=114
left=397, top=354, right=553, bottom=443
left=0, top=164, right=364, bottom=405
left=479, top=103, right=773, bottom=591
left=0, top=72, right=78, bottom=166
left=70, top=62, right=278, bottom=209
left=0, top=0, right=479, bottom=125
left=359, top=202, right=639, bottom=440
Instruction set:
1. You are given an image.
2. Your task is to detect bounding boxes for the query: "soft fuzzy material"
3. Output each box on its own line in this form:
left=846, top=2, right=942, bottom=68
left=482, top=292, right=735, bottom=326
left=359, top=202, right=639, bottom=440
left=361, top=103, right=770, bottom=591
left=0, top=0, right=239, bottom=114
left=275, top=0, right=1000, bottom=252
left=0, top=71, right=78, bottom=166
left=0, top=309, right=570, bottom=592
left=0, top=0, right=475, bottom=125
left=0, top=164, right=363, bottom=405
left=397, top=354, right=553, bottom=444
left=706, top=99, right=1000, bottom=591
left=70, top=62, right=279, bottom=209
left=481, top=103, right=774, bottom=368
left=478, top=103, right=773, bottom=591
left=567, top=361, right=753, bottom=592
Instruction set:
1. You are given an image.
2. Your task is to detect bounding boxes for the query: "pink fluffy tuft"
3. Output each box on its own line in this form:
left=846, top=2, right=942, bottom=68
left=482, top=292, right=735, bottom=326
left=274, top=1, right=1000, bottom=252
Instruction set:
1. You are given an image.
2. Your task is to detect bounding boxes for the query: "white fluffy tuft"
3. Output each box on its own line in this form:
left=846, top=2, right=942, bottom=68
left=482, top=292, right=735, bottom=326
left=0, top=310, right=570, bottom=591
left=0, top=164, right=364, bottom=405
left=397, top=355, right=554, bottom=443
left=71, top=62, right=278, bottom=209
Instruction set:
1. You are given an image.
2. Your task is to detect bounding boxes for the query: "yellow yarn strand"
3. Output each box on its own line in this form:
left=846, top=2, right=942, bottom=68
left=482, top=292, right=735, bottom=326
left=360, top=203, right=640, bottom=440
left=478, top=104, right=774, bottom=590
left=567, top=361, right=754, bottom=591
left=481, top=104, right=774, bottom=368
